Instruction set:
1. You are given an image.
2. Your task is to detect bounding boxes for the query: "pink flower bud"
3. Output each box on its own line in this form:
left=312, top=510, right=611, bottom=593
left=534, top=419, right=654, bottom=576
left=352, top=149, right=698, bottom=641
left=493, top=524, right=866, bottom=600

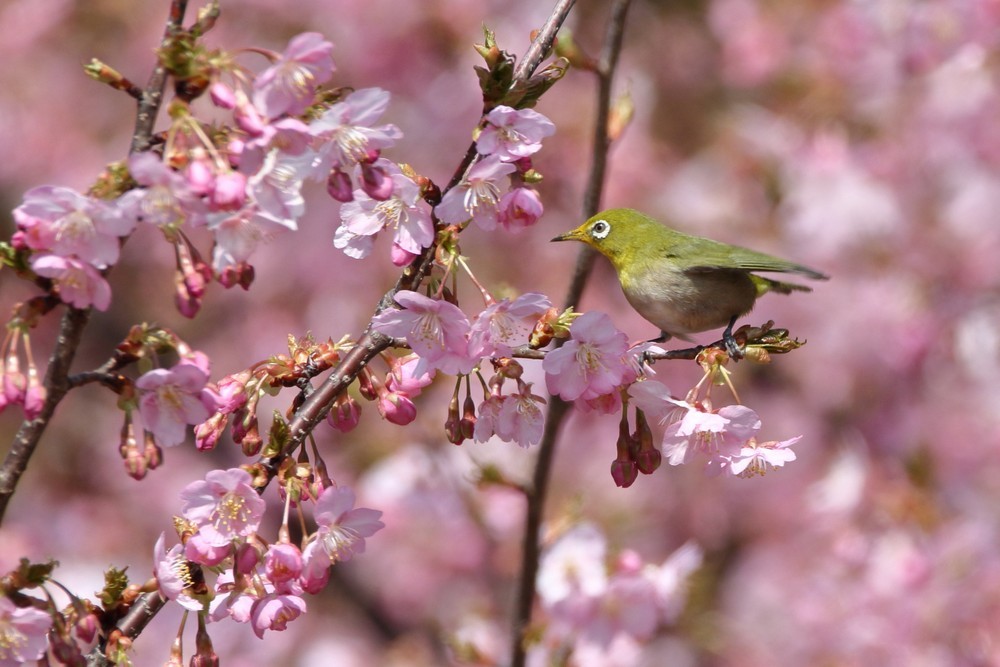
left=264, top=543, right=304, bottom=583
left=360, top=162, right=393, bottom=200
left=611, top=457, right=638, bottom=488
left=326, top=395, right=361, bottom=432
left=23, top=377, right=45, bottom=420
left=210, top=81, right=237, bottom=109
left=326, top=169, right=354, bottom=202
left=185, top=158, right=216, bottom=196
left=235, top=99, right=266, bottom=137
left=377, top=391, right=417, bottom=425
left=210, top=171, right=248, bottom=211
left=226, top=138, right=245, bottom=168
left=235, top=542, right=260, bottom=577
left=390, top=242, right=418, bottom=267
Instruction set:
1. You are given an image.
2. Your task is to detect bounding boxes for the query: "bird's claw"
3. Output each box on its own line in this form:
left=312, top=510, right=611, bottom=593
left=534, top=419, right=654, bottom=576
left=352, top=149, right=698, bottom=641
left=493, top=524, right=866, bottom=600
left=723, top=333, right=743, bottom=360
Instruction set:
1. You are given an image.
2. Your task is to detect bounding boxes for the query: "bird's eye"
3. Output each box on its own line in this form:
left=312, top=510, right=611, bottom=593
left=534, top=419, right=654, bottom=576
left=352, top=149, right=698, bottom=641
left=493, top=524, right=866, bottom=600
left=590, top=220, right=611, bottom=239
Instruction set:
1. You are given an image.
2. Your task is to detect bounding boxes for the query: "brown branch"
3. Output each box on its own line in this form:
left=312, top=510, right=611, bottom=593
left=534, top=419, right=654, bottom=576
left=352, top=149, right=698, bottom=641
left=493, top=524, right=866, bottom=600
left=101, top=1, right=579, bottom=657
left=508, top=2, right=632, bottom=665
left=0, top=308, right=91, bottom=521
left=276, top=0, right=579, bottom=464
left=130, top=0, right=188, bottom=154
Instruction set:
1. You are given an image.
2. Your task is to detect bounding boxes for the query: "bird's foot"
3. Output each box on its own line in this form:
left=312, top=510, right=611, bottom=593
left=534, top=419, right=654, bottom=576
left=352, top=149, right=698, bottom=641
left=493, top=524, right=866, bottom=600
left=722, top=316, right=744, bottom=361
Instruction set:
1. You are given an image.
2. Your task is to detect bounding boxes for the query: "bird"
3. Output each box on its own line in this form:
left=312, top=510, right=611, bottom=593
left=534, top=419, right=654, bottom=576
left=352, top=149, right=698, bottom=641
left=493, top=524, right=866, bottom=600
left=551, top=208, right=828, bottom=357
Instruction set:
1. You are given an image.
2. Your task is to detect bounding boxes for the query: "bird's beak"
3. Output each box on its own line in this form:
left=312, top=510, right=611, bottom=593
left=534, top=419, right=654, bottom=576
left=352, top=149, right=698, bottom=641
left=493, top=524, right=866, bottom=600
left=551, top=229, right=582, bottom=242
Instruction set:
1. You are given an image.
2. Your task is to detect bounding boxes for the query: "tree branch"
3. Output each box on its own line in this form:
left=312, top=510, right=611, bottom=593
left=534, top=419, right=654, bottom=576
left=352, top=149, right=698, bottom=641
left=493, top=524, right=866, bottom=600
left=277, top=0, right=579, bottom=462
left=101, top=1, right=579, bottom=658
left=508, top=2, right=632, bottom=665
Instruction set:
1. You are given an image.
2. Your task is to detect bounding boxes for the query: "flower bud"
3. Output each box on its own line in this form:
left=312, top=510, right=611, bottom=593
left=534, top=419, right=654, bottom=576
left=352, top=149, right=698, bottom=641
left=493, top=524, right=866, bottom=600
left=234, top=98, right=266, bottom=137
left=378, top=391, right=416, bottom=426
left=461, top=393, right=477, bottom=440
left=445, top=393, right=464, bottom=445
left=390, top=242, right=418, bottom=267
left=210, top=171, right=248, bottom=211
left=360, top=161, right=393, bottom=201
left=210, top=81, right=237, bottom=109
left=611, top=457, right=638, bottom=488
left=327, top=394, right=361, bottom=432
left=326, top=169, right=354, bottom=202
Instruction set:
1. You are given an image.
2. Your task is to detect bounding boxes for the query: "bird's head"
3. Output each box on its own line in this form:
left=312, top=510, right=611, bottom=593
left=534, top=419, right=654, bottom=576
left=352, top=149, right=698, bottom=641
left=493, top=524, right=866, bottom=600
left=551, top=208, right=654, bottom=264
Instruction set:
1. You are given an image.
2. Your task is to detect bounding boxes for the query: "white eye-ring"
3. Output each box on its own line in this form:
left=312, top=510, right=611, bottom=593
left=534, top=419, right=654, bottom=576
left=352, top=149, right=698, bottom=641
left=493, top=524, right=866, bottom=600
left=590, top=220, right=611, bottom=239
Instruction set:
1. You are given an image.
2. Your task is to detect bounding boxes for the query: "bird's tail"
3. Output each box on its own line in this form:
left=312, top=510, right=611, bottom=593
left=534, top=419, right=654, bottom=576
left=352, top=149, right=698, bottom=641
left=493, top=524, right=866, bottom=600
left=751, top=275, right=812, bottom=297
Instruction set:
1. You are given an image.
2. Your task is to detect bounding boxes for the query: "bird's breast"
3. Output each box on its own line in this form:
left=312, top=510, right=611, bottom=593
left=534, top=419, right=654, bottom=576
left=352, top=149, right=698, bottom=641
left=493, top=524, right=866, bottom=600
left=618, top=265, right=758, bottom=337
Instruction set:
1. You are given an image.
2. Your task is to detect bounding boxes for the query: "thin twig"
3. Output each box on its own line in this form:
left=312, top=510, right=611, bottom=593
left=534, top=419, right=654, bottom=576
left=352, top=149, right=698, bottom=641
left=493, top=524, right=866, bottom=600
left=508, top=2, right=632, bottom=665
left=277, top=0, right=578, bottom=462
left=0, top=308, right=91, bottom=521
left=103, top=1, right=579, bottom=655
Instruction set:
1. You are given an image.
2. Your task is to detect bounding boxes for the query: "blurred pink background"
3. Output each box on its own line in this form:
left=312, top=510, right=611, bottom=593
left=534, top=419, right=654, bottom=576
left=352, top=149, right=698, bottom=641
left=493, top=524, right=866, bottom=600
left=2, top=0, right=1000, bottom=665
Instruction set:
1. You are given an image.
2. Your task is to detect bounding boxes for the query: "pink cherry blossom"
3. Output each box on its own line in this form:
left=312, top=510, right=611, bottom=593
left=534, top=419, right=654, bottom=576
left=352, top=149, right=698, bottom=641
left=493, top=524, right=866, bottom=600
left=246, top=150, right=310, bottom=228
left=205, top=202, right=296, bottom=274
left=184, top=527, right=235, bottom=568
left=153, top=533, right=203, bottom=611
left=13, top=185, right=135, bottom=267
left=469, top=292, right=551, bottom=358
left=496, top=382, right=546, bottom=448
left=371, top=290, right=476, bottom=375
left=299, top=540, right=332, bottom=594
left=661, top=403, right=761, bottom=467
left=726, top=435, right=800, bottom=477
left=250, top=593, right=307, bottom=638
left=252, top=32, right=335, bottom=119
left=537, top=523, right=608, bottom=640
left=310, top=87, right=402, bottom=171
left=127, top=152, right=207, bottom=229
left=264, top=543, right=304, bottom=584
left=473, top=393, right=505, bottom=443
left=543, top=311, right=632, bottom=402
left=434, top=155, right=516, bottom=230
left=30, top=253, right=112, bottom=310
left=0, top=596, right=52, bottom=665
left=179, top=467, right=267, bottom=539
left=476, top=105, right=556, bottom=161
left=385, top=354, right=435, bottom=396
left=498, top=186, right=544, bottom=232
left=334, top=161, right=434, bottom=260
left=135, top=361, right=219, bottom=447
left=311, top=486, right=384, bottom=563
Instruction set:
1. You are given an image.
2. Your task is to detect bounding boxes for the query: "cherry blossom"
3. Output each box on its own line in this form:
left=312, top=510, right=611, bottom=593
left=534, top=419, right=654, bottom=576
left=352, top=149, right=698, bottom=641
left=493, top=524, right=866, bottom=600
left=476, top=105, right=555, bottom=161
left=371, top=291, right=477, bottom=375
left=13, top=185, right=135, bottom=267
left=30, top=254, right=112, bottom=310
left=434, top=155, right=516, bottom=230
left=252, top=32, right=335, bottom=119
left=135, top=361, right=219, bottom=447
left=543, top=311, right=632, bottom=402
left=0, top=596, right=51, bottom=666
left=469, top=292, right=551, bottom=358
left=311, top=486, right=384, bottom=563
left=179, top=467, right=267, bottom=539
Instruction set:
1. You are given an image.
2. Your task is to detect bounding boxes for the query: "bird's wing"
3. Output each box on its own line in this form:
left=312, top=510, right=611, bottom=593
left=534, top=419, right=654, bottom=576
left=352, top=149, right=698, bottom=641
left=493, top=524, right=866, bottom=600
left=672, top=238, right=829, bottom=280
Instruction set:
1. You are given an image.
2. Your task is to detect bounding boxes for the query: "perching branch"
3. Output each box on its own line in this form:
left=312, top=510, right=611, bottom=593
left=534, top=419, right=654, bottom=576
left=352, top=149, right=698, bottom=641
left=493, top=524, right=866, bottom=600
left=100, top=1, right=579, bottom=658
left=276, top=0, right=579, bottom=463
left=508, top=2, right=632, bottom=665
left=0, top=0, right=190, bottom=529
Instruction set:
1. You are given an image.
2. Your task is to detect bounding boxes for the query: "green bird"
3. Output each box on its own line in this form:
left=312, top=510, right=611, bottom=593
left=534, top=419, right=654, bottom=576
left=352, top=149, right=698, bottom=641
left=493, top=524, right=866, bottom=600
left=552, top=208, right=828, bottom=356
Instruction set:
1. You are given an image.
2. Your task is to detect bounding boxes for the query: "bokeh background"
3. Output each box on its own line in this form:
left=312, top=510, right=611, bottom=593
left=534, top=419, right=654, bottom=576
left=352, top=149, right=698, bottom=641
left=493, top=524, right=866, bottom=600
left=2, top=0, right=1000, bottom=665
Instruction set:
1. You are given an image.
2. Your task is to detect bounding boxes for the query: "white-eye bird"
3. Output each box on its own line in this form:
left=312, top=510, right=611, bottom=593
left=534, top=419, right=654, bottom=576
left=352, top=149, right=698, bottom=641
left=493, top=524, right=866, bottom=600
left=552, top=208, right=828, bottom=356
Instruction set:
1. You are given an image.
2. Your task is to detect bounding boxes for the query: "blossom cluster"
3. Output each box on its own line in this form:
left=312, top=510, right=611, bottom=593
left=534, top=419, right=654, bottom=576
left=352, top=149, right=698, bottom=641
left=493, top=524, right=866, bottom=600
left=6, top=33, right=398, bottom=313
left=628, top=373, right=798, bottom=480
left=529, top=523, right=702, bottom=663
left=154, top=468, right=384, bottom=639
